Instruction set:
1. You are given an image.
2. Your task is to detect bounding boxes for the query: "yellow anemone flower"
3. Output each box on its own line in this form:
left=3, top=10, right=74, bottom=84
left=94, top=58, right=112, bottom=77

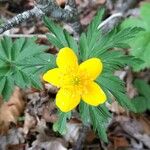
left=43, top=47, right=106, bottom=112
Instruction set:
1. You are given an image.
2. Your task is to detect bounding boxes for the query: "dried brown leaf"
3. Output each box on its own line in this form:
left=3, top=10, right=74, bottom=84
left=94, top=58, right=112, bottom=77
left=0, top=87, right=25, bottom=134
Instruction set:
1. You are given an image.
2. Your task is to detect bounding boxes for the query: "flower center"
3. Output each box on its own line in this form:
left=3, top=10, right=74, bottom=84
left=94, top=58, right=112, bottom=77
left=72, top=76, right=80, bottom=85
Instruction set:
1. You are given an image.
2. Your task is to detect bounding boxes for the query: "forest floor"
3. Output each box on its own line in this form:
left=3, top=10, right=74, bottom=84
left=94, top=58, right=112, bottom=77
left=0, top=0, right=150, bottom=150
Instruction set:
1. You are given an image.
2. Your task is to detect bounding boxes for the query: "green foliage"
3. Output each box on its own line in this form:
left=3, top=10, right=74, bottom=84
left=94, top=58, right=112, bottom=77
left=0, top=37, right=55, bottom=100
left=131, top=79, right=150, bottom=113
left=53, top=111, right=71, bottom=135
left=97, top=74, right=135, bottom=112
left=79, top=102, right=111, bottom=142
left=121, top=2, right=150, bottom=71
left=89, top=105, right=111, bottom=143
left=79, top=9, right=141, bottom=112
left=43, top=8, right=142, bottom=141
left=44, top=16, right=78, bottom=55
left=79, top=101, right=91, bottom=125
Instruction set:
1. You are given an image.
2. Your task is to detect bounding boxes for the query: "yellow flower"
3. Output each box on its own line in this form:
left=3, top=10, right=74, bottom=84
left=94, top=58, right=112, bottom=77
left=43, top=47, right=106, bottom=112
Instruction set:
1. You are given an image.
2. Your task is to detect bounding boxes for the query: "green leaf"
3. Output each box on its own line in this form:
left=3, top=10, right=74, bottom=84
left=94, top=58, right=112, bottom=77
left=80, top=16, right=143, bottom=60
left=79, top=8, right=106, bottom=60
left=47, top=34, right=63, bottom=49
left=112, top=92, right=136, bottom=112
left=53, top=111, right=71, bottom=135
left=79, top=102, right=111, bottom=142
left=64, top=30, right=78, bottom=55
left=97, top=74, right=136, bottom=112
left=134, top=79, right=150, bottom=100
left=13, top=68, right=30, bottom=89
left=90, top=27, right=143, bottom=57
left=98, top=104, right=112, bottom=119
left=0, top=41, right=8, bottom=60
left=121, top=18, right=146, bottom=30
left=99, top=50, right=143, bottom=72
left=30, top=75, right=43, bottom=89
left=1, top=36, right=12, bottom=59
left=11, top=38, right=26, bottom=60
left=141, top=2, right=150, bottom=27
left=0, top=36, right=56, bottom=100
left=133, top=79, right=150, bottom=112
left=79, top=101, right=90, bottom=125
left=0, top=64, right=11, bottom=76
left=89, top=105, right=110, bottom=143
left=79, top=33, right=89, bottom=61
left=120, top=3, right=150, bottom=71
left=44, top=16, right=78, bottom=55
left=131, top=79, right=150, bottom=113
left=16, top=37, right=48, bottom=61
left=44, top=16, right=68, bottom=46
left=0, top=76, right=6, bottom=94
left=2, top=76, right=14, bottom=101
left=130, top=32, right=150, bottom=71
left=86, top=8, right=105, bottom=50
left=132, top=97, right=148, bottom=113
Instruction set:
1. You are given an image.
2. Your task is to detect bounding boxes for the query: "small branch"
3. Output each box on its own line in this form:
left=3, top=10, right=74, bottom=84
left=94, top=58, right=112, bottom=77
left=0, top=0, right=81, bottom=34
left=0, top=33, right=46, bottom=38
left=0, top=6, right=44, bottom=34
left=98, top=12, right=123, bottom=33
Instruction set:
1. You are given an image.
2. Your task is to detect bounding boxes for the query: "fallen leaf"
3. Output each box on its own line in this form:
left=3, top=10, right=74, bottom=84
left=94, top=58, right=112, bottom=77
left=64, top=122, right=82, bottom=143
left=113, top=136, right=129, bottom=149
left=0, top=128, right=25, bottom=150
left=0, top=87, right=25, bottom=134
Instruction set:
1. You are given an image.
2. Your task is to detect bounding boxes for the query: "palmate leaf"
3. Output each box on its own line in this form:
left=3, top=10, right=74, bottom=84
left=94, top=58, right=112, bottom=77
left=0, top=37, right=55, bottom=100
left=99, top=49, right=143, bottom=73
left=88, top=27, right=143, bottom=58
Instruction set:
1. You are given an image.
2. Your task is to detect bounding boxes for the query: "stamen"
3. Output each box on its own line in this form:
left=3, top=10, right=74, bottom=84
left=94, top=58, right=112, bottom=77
left=73, top=76, right=80, bottom=85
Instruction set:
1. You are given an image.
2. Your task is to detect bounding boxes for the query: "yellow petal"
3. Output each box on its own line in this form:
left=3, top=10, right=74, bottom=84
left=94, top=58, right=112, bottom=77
left=56, top=88, right=80, bottom=112
left=79, top=58, right=103, bottom=80
left=43, top=68, right=61, bottom=87
left=56, top=47, right=78, bottom=70
left=81, top=82, right=106, bottom=106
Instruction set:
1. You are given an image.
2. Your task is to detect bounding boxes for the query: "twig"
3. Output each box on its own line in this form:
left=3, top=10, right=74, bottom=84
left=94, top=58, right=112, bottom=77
left=0, top=6, right=44, bottom=34
left=0, top=33, right=46, bottom=38
left=98, top=12, right=123, bottom=33
left=0, top=0, right=81, bottom=34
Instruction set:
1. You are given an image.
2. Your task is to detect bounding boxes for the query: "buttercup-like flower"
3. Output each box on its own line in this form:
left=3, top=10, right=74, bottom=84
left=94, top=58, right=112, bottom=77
left=43, top=47, right=106, bottom=112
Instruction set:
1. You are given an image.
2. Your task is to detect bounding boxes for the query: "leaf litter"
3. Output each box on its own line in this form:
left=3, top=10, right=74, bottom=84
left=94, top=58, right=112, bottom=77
left=0, top=0, right=150, bottom=150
